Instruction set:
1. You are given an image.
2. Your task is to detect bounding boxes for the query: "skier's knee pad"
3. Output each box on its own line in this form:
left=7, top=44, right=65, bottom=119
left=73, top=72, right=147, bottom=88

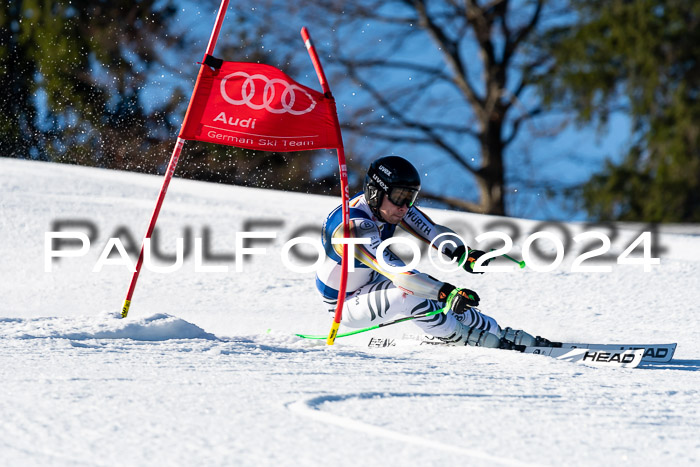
left=459, top=323, right=501, bottom=348
left=478, top=331, right=502, bottom=348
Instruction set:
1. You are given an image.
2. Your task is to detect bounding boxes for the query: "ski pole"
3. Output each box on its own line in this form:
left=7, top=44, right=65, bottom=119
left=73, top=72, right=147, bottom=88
left=501, top=253, right=526, bottom=269
left=296, top=306, right=448, bottom=340
left=462, top=250, right=526, bottom=270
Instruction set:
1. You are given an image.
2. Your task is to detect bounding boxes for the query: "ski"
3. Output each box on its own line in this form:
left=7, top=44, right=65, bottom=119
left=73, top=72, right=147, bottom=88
left=362, top=335, right=675, bottom=368
left=522, top=346, right=644, bottom=368
left=557, top=342, right=676, bottom=363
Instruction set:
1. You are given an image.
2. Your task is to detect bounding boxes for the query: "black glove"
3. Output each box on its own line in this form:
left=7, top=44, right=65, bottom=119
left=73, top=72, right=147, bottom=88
left=438, top=283, right=480, bottom=313
left=450, top=245, right=490, bottom=274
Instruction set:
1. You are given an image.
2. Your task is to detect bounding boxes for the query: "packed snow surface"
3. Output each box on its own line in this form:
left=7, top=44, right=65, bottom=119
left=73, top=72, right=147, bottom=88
left=1, top=158, right=699, bottom=466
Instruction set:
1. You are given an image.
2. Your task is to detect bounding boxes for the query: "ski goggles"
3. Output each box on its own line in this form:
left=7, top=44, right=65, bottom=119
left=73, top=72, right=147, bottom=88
left=387, top=187, right=419, bottom=208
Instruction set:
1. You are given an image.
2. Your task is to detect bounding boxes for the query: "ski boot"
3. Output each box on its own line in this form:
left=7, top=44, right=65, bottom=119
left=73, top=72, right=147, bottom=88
left=500, top=327, right=562, bottom=349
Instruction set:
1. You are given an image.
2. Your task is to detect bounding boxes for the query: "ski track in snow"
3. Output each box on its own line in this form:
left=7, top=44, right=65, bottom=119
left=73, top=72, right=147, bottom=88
left=2, top=158, right=700, bottom=466
left=288, top=394, right=542, bottom=467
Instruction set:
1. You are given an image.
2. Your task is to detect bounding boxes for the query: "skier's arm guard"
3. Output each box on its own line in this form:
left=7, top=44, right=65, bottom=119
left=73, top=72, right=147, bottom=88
left=331, top=219, right=445, bottom=300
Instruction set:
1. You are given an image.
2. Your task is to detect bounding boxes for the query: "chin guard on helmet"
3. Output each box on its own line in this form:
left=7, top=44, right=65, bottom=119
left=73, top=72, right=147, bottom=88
left=364, top=184, right=381, bottom=208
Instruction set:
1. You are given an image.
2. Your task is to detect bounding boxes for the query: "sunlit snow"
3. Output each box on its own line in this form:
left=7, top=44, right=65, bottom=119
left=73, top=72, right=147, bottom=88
left=1, top=158, right=698, bottom=466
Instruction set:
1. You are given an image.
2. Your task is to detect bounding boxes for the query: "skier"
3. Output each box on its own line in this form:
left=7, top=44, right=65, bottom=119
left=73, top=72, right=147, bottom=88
left=316, top=155, right=553, bottom=348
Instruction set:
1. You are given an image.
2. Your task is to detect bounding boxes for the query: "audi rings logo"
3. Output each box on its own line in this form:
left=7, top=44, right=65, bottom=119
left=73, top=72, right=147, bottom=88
left=220, top=72, right=317, bottom=115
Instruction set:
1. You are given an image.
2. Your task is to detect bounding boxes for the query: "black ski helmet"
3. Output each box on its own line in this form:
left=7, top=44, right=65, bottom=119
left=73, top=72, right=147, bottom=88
left=363, top=156, right=421, bottom=218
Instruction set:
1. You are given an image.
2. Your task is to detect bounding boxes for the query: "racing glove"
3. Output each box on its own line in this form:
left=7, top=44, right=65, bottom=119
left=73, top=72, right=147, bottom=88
left=438, top=283, right=480, bottom=313
left=450, top=245, right=491, bottom=274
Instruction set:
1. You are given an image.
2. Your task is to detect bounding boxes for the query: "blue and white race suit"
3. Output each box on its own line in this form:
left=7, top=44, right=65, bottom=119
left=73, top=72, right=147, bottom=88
left=315, top=192, right=499, bottom=342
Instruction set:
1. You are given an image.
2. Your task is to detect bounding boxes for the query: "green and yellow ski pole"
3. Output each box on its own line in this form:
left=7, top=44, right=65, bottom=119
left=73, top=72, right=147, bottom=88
left=296, top=306, right=448, bottom=340
left=460, top=250, right=526, bottom=270
left=502, top=253, right=526, bottom=269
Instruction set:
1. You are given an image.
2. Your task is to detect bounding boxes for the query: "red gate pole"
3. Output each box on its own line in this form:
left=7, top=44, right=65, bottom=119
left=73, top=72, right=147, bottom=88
left=300, top=27, right=349, bottom=345
left=121, top=0, right=232, bottom=318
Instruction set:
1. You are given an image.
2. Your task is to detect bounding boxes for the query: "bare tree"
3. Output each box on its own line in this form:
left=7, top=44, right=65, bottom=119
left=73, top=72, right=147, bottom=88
left=233, top=0, right=571, bottom=215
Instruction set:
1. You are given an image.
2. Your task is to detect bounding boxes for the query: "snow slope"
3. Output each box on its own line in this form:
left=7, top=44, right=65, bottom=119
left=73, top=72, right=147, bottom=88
left=1, top=157, right=699, bottom=466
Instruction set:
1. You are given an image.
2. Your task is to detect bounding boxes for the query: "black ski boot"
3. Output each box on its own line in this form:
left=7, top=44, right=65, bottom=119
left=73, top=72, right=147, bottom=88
left=497, top=337, right=526, bottom=352
left=500, top=327, right=562, bottom=348
left=532, top=336, right=562, bottom=348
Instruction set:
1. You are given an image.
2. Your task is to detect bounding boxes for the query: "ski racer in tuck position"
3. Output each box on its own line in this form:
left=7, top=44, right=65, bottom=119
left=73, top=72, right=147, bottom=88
left=316, top=155, right=555, bottom=349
